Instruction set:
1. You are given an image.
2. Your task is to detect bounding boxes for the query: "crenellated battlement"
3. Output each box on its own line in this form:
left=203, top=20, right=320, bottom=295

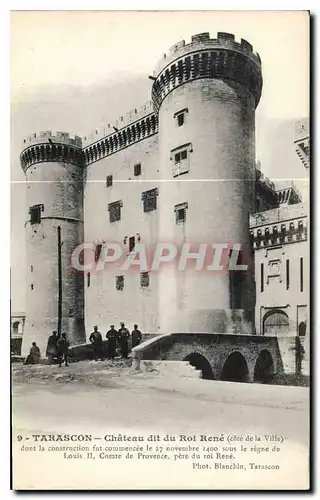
left=20, top=131, right=83, bottom=172
left=22, top=131, right=82, bottom=148
left=82, top=110, right=158, bottom=165
left=154, top=32, right=261, bottom=76
left=83, top=101, right=154, bottom=147
left=249, top=203, right=308, bottom=249
left=152, top=31, right=262, bottom=111
left=20, top=31, right=263, bottom=171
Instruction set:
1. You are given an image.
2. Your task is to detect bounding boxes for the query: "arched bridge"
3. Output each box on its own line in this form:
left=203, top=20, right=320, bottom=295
left=132, top=333, right=286, bottom=383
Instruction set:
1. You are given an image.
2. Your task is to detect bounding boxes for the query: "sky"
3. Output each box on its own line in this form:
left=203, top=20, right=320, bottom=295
left=10, top=10, right=310, bottom=311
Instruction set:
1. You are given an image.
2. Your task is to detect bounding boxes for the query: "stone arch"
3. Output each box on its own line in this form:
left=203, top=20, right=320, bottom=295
left=254, top=350, right=275, bottom=383
left=221, top=351, right=249, bottom=383
left=183, top=352, right=214, bottom=380
left=263, top=309, right=289, bottom=335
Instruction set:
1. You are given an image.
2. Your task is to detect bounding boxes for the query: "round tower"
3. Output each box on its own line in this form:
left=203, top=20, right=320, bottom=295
left=20, top=131, right=86, bottom=356
left=152, top=32, right=262, bottom=334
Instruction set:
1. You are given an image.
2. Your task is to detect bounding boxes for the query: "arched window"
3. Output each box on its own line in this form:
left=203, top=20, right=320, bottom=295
left=263, top=310, right=289, bottom=335
left=12, top=321, right=20, bottom=336
left=298, top=321, right=307, bottom=337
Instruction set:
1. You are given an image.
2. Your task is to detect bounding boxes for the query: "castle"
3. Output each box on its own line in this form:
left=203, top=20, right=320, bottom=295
left=19, top=32, right=309, bottom=358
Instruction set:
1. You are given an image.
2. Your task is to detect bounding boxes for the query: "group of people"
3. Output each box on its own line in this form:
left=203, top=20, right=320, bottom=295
left=24, top=322, right=143, bottom=366
left=89, top=323, right=142, bottom=361
left=45, top=331, right=70, bottom=366
left=24, top=331, right=70, bottom=366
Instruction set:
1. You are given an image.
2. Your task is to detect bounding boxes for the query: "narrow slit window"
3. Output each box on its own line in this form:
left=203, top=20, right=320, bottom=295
left=300, top=257, right=304, bottom=292
left=129, top=236, right=135, bottom=252
left=261, top=263, right=264, bottom=292
left=286, top=259, right=290, bottom=290
left=134, top=163, right=141, bottom=176
left=116, top=275, right=124, bottom=291
left=95, top=244, right=102, bottom=262
left=87, top=272, right=91, bottom=287
left=106, top=175, right=113, bottom=187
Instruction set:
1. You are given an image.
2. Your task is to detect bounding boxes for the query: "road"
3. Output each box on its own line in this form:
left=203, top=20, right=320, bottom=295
left=12, top=361, right=309, bottom=490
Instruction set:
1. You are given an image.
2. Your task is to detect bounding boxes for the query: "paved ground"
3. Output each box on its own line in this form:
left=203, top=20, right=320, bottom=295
left=12, top=360, right=310, bottom=490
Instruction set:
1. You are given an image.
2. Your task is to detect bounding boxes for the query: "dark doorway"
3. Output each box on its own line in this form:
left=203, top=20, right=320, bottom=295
left=254, top=350, right=275, bottom=383
left=221, top=351, right=249, bottom=383
left=263, top=310, right=289, bottom=335
left=183, top=353, right=214, bottom=380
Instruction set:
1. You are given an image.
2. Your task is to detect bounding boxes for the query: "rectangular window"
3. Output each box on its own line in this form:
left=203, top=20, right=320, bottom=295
left=171, top=143, right=192, bottom=177
left=261, top=263, right=264, bottom=292
left=300, top=257, right=304, bottom=292
left=174, top=202, right=188, bottom=224
left=134, top=163, right=141, bottom=176
left=174, top=108, right=188, bottom=127
left=87, top=272, right=91, bottom=287
left=106, top=175, right=113, bottom=187
left=177, top=113, right=185, bottom=127
left=268, top=259, right=281, bottom=279
left=286, top=259, right=290, bottom=290
left=30, top=265, right=33, bottom=272
left=29, top=204, right=44, bottom=225
left=141, top=188, right=159, bottom=213
left=108, top=200, right=123, bottom=222
left=129, top=236, right=135, bottom=252
left=140, top=272, right=150, bottom=289
left=95, top=244, right=102, bottom=262
left=116, top=275, right=124, bottom=291
left=181, top=150, right=187, bottom=160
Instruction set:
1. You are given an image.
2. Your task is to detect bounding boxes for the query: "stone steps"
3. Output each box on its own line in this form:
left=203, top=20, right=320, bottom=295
left=139, top=360, right=202, bottom=379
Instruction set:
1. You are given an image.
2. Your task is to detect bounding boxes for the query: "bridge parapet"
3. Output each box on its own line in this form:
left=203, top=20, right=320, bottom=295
left=132, top=332, right=284, bottom=382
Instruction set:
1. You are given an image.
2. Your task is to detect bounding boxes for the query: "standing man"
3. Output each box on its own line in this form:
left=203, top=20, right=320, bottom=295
left=131, top=324, right=142, bottom=348
left=46, top=330, right=58, bottom=362
left=89, top=325, right=104, bottom=361
left=57, top=332, right=70, bottom=367
left=106, top=325, right=118, bottom=359
left=117, top=322, right=130, bottom=359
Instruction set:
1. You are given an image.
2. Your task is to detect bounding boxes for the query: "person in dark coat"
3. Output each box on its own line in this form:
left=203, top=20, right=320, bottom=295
left=131, top=324, right=142, bottom=348
left=106, top=325, right=118, bottom=359
left=89, top=325, right=104, bottom=361
left=57, top=333, right=70, bottom=367
left=24, top=342, right=41, bottom=364
left=46, top=331, right=58, bottom=362
left=117, top=322, right=130, bottom=359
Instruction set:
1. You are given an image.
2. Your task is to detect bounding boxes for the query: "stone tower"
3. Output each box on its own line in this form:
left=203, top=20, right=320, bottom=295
left=152, top=32, right=262, bottom=334
left=20, top=132, right=86, bottom=356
